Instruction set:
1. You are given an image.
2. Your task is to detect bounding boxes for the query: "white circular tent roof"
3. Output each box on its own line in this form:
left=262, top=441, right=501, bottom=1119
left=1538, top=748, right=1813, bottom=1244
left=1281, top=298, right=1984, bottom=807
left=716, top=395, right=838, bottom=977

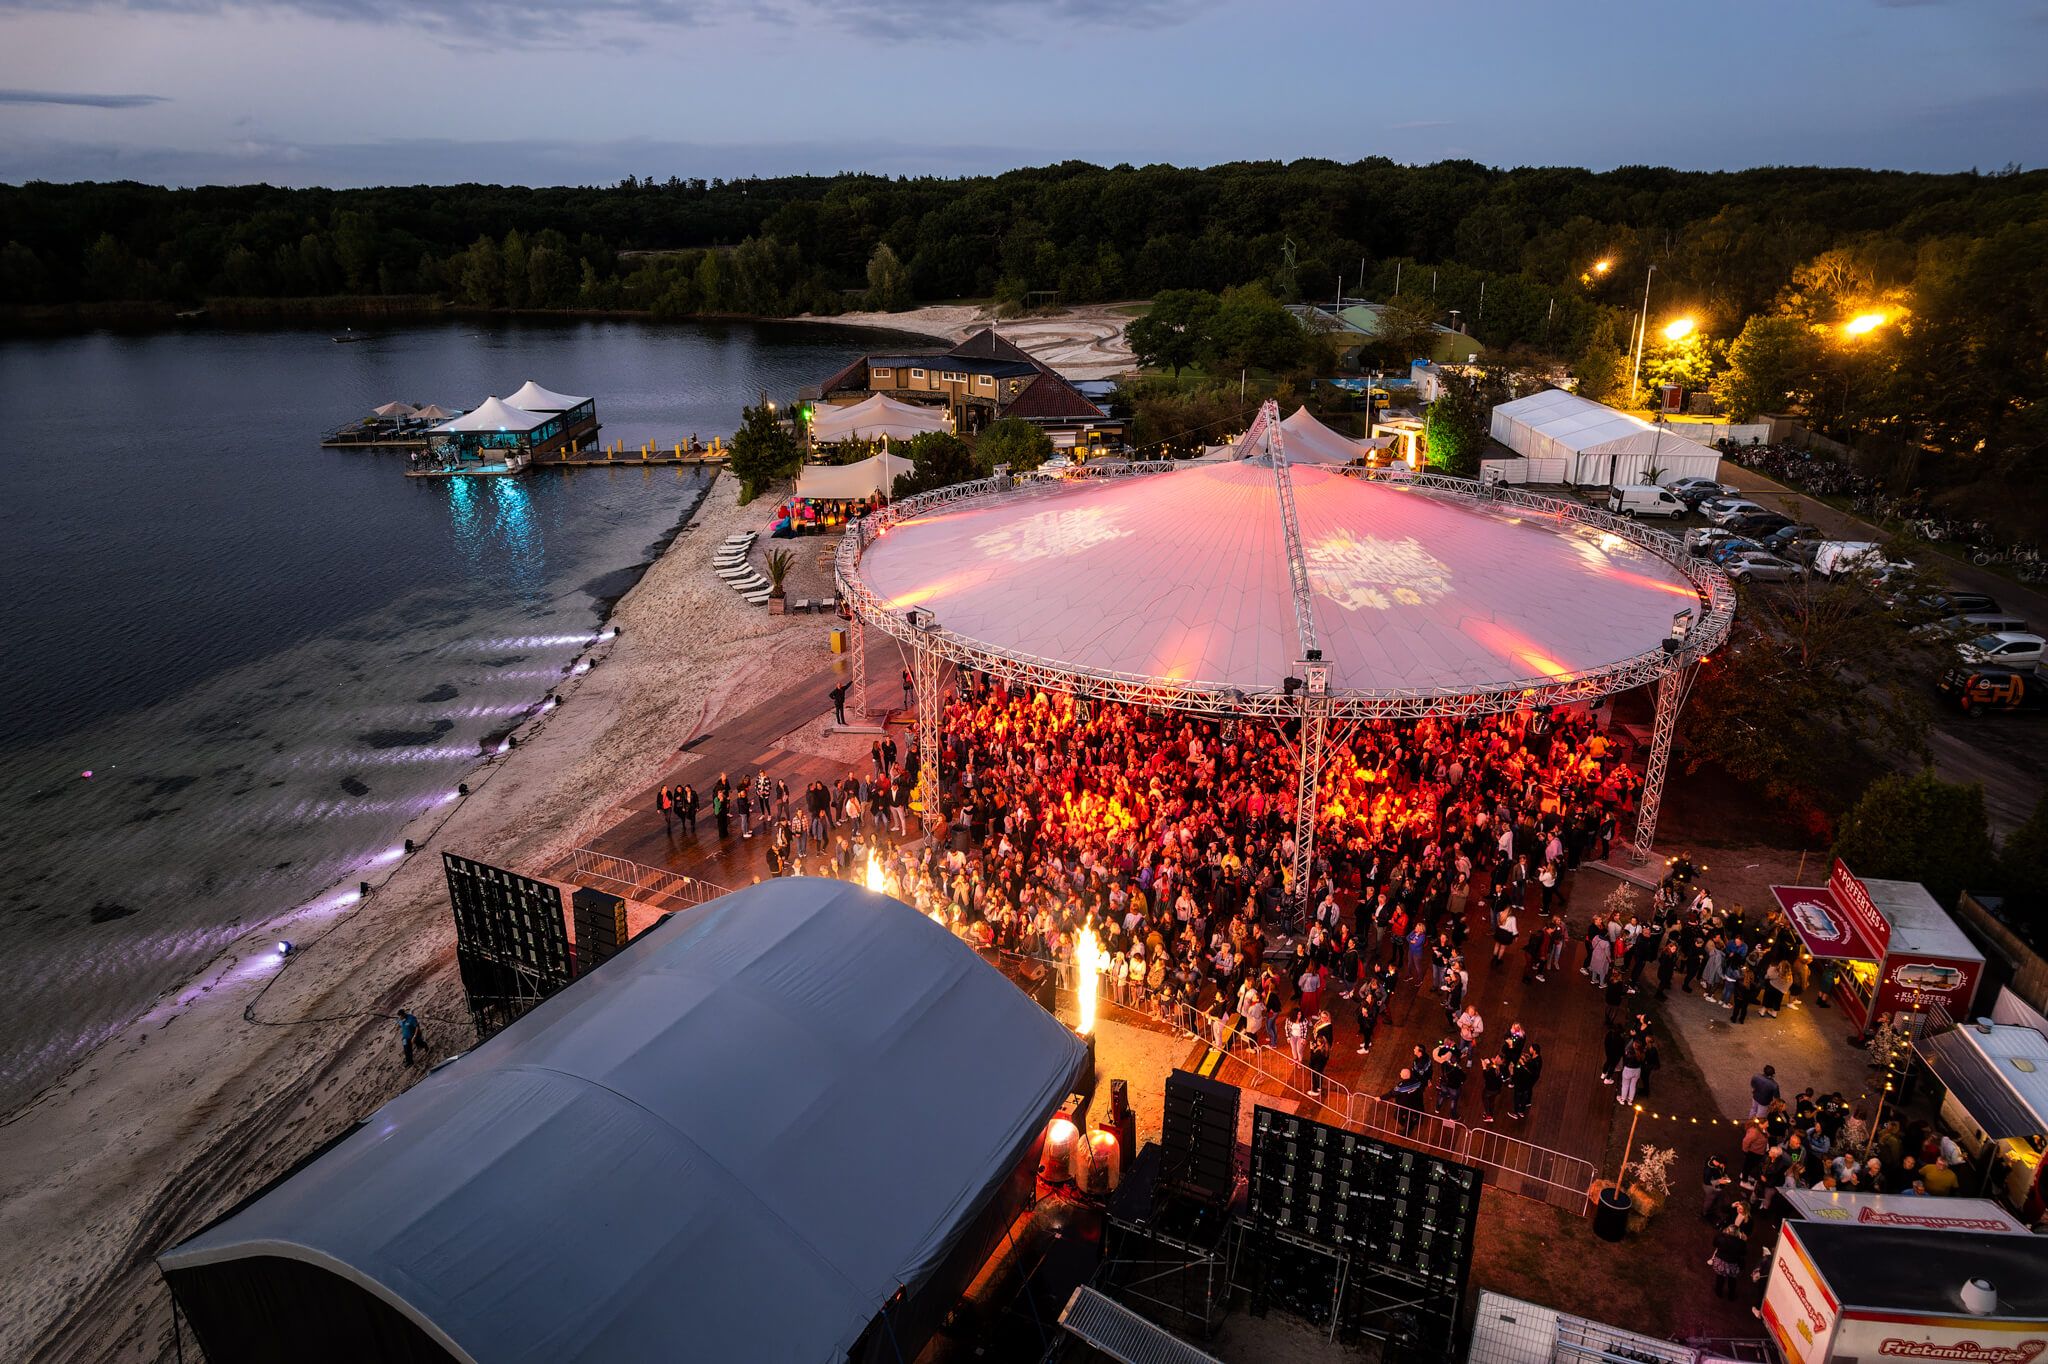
left=853, top=461, right=1703, bottom=697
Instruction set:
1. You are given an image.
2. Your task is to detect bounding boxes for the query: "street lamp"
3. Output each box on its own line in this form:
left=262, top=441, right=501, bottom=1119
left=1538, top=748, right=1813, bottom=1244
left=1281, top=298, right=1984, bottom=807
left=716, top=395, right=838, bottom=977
left=1662, top=317, right=1695, bottom=342
left=1844, top=312, right=1886, bottom=337
left=1629, top=263, right=1658, bottom=407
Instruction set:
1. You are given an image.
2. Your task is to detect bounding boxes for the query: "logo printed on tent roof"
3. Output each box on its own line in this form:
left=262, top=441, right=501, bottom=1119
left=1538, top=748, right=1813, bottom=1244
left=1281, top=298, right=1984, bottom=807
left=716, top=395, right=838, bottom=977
left=971, top=508, right=1129, bottom=564
left=1305, top=531, right=1453, bottom=611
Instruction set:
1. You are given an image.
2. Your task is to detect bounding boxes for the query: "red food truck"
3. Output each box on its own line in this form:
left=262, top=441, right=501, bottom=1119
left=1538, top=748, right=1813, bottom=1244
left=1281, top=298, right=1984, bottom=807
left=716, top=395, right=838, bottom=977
left=1769, top=860, right=1985, bottom=1034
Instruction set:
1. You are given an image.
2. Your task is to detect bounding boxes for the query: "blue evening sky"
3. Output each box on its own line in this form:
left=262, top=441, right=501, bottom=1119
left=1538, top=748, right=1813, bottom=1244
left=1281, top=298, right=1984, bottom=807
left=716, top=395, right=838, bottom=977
left=1, top=0, right=2044, bottom=187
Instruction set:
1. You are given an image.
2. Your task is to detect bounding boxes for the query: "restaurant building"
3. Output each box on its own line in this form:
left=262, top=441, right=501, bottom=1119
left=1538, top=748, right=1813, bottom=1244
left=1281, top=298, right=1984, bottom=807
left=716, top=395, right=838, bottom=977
left=809, top=328, right=1123, bottom=449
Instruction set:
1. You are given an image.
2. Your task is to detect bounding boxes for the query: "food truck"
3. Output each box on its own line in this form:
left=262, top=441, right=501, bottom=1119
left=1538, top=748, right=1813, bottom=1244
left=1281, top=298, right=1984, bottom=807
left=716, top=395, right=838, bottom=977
left=1916, top=1019, right=2048, bottom=1222
left=1762, top=1221, right=2048, bottom=1364
left=1769, top=1188, right=2031, bottom=1236
left=1769, top=860, right=1986, bottom=1033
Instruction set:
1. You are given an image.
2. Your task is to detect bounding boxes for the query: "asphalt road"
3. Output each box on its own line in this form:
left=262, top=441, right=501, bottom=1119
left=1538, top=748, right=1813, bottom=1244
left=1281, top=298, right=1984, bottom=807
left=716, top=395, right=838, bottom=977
left=1706, top=469, right=2048, bottom=836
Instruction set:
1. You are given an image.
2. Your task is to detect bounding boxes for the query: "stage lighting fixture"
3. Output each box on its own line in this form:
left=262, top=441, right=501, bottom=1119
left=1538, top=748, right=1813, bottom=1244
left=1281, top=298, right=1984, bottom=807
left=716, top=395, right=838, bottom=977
left=277, top=941, right=294, bottom=956
left=360, top=881, right=372, bottom=899
left=404, top=839, right=416, bottom=855
left=1282, top=676, right=1303, bottom=697
left=458, top=783, right=469, bottom=797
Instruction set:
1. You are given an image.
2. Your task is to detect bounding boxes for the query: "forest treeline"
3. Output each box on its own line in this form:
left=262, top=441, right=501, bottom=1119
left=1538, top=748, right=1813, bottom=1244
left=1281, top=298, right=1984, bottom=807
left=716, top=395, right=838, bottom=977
left=3, top=158, right=2045, bottom=493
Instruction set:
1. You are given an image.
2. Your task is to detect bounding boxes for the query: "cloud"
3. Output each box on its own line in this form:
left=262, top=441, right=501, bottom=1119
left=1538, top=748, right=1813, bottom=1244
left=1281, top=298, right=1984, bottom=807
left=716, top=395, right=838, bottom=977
left=0, top=0, right=1210, bottom=43
left=0, top=88, right=168, bottom=107
left=0, top=133, right=1057, bottom=188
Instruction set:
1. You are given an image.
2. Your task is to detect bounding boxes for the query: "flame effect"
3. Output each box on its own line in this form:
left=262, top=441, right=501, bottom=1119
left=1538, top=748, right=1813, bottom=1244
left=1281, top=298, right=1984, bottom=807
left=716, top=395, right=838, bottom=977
left=865, top=849, right=886, bottom=895
left=1075, top=926, right=1101, bottom=1034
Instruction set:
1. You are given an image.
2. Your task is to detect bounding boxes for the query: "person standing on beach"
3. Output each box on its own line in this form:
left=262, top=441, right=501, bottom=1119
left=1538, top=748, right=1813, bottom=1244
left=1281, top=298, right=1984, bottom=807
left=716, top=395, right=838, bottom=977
left=830, top=682, right=848, bottom=726
left=680, top=783, right=699, bottom=833
left=397, top=1010, right=425, bottom=1068
left=657, top=784, right=675, bottom=831
left=737, top=782, right=754, bottom=839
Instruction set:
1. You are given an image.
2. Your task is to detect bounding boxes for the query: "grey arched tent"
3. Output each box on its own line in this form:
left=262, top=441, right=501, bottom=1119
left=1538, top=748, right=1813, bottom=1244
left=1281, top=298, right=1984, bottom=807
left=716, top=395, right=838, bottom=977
left=159, top=879, right=1084, bottom=1364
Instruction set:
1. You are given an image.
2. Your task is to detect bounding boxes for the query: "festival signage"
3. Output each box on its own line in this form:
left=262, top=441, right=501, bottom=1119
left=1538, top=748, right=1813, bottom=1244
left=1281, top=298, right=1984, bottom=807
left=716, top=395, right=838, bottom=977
left=1833, top=1320, right=2047, bottom=1364
left=1779, top=1191, right=2030, bottom=1236
left=1770, top=885, right=1877, bottom=960
left=1872, top=954, right=1984, bottom=1018
left=1763, top=1225, right=1842, bottom=1364
left=1831, top=858, right=1893, bottom=955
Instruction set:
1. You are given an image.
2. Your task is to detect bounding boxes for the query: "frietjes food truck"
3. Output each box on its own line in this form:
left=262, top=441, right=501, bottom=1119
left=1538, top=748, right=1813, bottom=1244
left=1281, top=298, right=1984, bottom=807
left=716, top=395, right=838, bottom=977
left=1769, top=859, right=1986, bottom=1032
left=1762, top=1221, right=2048, bottom=1364
left=1770, top=1189, right=2031, bottom=1236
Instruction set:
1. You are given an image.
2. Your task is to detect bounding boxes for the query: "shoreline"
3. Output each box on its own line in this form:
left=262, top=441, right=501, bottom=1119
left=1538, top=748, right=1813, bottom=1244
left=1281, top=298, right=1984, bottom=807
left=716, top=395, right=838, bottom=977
left=0, top=467, right=844, bottom=1364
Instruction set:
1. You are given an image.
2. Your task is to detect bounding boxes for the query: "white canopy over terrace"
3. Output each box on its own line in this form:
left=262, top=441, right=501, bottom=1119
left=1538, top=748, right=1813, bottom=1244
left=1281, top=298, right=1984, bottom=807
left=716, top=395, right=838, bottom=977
left=504, top=381, right=589, bottom=413
left=796, top=451, right=914, bottom=501
left=1257, top=406, right=1396, bottom=466
left=855, top=460, right=1698, bottom=697
left=811, top=393, right=951, bottom=444
left=433, top=397, right=552, bottom=433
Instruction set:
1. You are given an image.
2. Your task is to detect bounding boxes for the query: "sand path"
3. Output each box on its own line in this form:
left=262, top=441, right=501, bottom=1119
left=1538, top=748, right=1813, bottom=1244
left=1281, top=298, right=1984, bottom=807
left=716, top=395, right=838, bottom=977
left=794, top=300, right=1139, bottom=381
left=0, top=473, right=841, bottom=1364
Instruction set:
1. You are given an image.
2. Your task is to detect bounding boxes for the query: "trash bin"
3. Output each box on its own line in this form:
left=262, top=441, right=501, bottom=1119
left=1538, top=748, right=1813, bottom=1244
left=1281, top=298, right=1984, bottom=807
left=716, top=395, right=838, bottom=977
left=1593, top=1187, right=1631, bottom=1242
left=829, top=627, right=847, bottom=654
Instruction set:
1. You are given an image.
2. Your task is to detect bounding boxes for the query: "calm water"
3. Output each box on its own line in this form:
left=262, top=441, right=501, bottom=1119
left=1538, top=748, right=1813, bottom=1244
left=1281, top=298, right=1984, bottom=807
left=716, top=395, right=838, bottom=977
left=0, top=316, right=913, bottom=1110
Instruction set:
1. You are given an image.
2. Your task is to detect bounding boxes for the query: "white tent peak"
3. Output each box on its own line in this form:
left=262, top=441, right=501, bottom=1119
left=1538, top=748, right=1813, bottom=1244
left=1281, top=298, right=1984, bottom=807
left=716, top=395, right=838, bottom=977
left=811, top=393, right=951, bottom=444
left=434, top=396, right=552, bottom=433
left=797, top=451, right=914, bottom=501
left=504, top=381, right=589, bottom=412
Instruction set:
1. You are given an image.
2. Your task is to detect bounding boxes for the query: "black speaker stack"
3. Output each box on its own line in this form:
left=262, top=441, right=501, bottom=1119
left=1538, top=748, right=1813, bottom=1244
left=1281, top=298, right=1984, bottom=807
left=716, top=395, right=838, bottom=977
left=1161, top=1069, right=1240, bottom=1208
left=570, top=886, right=628, bottom=973
left=1246, top=1105, right=1477, bottom=1284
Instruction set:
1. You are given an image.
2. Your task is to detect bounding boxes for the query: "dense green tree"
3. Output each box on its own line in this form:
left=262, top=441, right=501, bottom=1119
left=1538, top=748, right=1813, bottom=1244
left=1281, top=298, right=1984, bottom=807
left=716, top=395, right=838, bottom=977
left=1719, top=315, right=1814, bottom=421
left=974, top=417, right=1054, bottom=474
left=892, top=430, right=980, bottom=496
left=1998, top=793, right=2048, bottom=946
left=865, top=243, right=911, bottom=311
left=728, top=401, right=801, bottom=494
left=1124, top=289, right=1218, bottom=377
left=1203, top=282, right=1313, bottom=376
left=1423, top=379, right=1488, bottom=476
left=1833, top=772, right=1995, bottom=912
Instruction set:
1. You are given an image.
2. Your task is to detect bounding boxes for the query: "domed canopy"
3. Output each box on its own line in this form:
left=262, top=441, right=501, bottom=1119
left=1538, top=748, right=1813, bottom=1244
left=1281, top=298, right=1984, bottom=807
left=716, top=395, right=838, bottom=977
left=853, top=461, right=1701, bottom=697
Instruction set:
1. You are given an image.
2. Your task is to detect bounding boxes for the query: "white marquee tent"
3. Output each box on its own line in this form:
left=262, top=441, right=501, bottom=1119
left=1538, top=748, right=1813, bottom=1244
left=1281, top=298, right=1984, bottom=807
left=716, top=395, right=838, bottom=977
left=796, top=451, right=915, bottom=501
left=1244, top=406, right=1397, bottom=466
left=159, top=878, right=1085, bottom=1364
left=504, top=381, right=589, bottom=413
left=811, top=393, right=951, bottom=444
left=433, top=396, right=553, bottom=434
left=1490, top=389, right=1722, bottom=487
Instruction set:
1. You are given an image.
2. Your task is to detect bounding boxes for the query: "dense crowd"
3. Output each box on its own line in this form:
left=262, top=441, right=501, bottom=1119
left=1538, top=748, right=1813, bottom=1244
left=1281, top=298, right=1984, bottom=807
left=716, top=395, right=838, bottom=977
left=698, top=673, right=1675, bottom=1123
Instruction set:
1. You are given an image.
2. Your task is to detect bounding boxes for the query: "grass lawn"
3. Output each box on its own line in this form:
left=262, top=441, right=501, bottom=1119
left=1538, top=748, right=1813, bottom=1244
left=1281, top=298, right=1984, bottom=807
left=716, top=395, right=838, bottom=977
left=1110, top=302, right=1154, bottom=317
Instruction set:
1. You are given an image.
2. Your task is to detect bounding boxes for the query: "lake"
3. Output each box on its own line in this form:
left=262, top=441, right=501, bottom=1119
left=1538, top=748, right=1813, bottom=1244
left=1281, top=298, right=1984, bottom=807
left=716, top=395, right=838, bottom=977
left=0, top=314, right=920, bottom=1111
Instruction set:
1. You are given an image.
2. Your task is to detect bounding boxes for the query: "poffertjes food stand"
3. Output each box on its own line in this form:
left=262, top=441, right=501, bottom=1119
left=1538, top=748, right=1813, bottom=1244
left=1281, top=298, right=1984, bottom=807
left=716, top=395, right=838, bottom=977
left=1769, top=860, right=1985, bottom=1033
left=1762, top=1220, right=2048, bottom=1364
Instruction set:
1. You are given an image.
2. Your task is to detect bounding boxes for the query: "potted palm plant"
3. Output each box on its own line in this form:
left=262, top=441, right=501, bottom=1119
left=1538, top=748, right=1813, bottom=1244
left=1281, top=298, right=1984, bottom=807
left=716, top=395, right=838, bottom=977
left=765, top=548, right=793, bottom=613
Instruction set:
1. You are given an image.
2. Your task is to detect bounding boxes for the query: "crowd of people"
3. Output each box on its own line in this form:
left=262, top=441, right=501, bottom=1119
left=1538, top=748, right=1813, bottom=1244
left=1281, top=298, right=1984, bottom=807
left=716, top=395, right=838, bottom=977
left=687, top=672, right=1668, bottom=1127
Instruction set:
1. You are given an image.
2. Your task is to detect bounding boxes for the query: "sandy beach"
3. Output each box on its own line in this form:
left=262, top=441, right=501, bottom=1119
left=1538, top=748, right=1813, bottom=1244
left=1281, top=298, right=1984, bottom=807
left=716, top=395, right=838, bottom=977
left=793, top=300, right=1140, bottom=381
left=0, top=471, right=843, bottom=1364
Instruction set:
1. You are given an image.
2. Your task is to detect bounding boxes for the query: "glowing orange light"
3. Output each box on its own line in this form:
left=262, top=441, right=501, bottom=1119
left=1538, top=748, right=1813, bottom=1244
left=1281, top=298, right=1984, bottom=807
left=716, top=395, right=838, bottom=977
left=1844, top=313, right=1885, bottom=336
left=865, top=849, right=887, bottom=895
left=1076, top=926, right=1101, bottom=1034
left=1662, top=318, right=1694, bottom=342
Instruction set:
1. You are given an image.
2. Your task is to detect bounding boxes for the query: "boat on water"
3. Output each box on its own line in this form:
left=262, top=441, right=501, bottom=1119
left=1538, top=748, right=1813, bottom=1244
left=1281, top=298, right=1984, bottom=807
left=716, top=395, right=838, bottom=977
left=332, top=329, right=368, bottom=344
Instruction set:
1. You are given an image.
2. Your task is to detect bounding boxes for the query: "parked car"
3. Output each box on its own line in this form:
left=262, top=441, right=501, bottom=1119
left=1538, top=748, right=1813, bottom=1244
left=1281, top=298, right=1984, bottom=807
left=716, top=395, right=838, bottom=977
left=1685, top=526, right=1734, bottom=555
left=1725, top=551, right=1806, bottom=583
left=1812, top=541, right=1888, bottom=577
left=1937, top=664, right=2048, bottom=715
left=1607, top=484, right=1686, bottom=518
left=1760, top=524, right=1823, bottom=553
left=1956, top=632, right=2046, bottom=669
left=1710, top=537, right=1769, bottom=565
left=1915, top=613, right=2031, bottom=640
left=1670, top=476, right=1738, bottom=499
left=1891, top=590, right=2003, bottom=616
left=1705, top=499, right=1772, bottom=527
left=1724, top=511, right=1796, bottom=538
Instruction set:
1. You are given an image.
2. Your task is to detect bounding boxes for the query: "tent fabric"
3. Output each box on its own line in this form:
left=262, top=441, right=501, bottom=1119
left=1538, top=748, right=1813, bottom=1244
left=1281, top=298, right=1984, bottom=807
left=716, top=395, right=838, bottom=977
left=372, top=401, right=417, bottom=417
left=1490, top=389, right=1720, bottom=483
left=1768, top=886, right=1881, bottom=962
left=1253, top=407, right=1381, bottom=466
left=855, top=461, right=1699, bottom=696
left=434, top=397, right=552, bottom=434
left=159, top=879, right=1084, bottom=1364
left=1915, top=1025, right=2048, bottom=1141
left=812, top=393, right=951, bottom=444
left=411, top=404, right=458, bottom=421
left=503, top=381, right=589, bottom=412
left=796, top=452, right=914, bottom=501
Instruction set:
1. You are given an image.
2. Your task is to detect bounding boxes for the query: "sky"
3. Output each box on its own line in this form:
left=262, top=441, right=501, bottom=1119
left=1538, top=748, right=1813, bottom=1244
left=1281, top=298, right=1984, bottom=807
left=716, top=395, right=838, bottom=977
left=0, top=0, right=2045, bottom=188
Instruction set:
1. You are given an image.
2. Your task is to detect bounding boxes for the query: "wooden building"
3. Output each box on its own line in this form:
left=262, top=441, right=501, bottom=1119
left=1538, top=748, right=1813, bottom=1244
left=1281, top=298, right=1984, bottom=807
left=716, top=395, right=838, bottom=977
left=809, top=328, right=1123, bottom=449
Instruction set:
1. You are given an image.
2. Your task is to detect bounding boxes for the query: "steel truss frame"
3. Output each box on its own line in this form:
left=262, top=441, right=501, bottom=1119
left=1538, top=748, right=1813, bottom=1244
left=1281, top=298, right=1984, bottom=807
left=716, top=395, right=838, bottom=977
left=836, top=444, right=1734, bottom=862
left=912, top=631, right=943, bottom=832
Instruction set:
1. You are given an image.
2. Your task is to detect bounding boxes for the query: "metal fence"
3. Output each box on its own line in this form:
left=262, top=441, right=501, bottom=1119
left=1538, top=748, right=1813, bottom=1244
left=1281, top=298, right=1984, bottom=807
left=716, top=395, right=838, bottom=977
left=558, top=848, right=733, bottom=915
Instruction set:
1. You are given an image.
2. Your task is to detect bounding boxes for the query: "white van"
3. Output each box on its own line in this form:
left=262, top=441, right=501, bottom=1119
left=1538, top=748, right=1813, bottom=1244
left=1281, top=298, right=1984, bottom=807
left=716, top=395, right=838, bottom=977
left=1607, top=484, right=1685, bottom=518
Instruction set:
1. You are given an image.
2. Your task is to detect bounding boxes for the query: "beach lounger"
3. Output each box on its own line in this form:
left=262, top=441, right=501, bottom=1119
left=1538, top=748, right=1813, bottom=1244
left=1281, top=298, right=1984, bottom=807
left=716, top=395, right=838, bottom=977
left=717, top=565, right=757, bottom=579
left=713, top=553, right=749, bottom=568
left=743, top=590, right=771, bottom=605
left=730, top=575, right=768, bottom=592
left=722, top=533, right=756, bottom=546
